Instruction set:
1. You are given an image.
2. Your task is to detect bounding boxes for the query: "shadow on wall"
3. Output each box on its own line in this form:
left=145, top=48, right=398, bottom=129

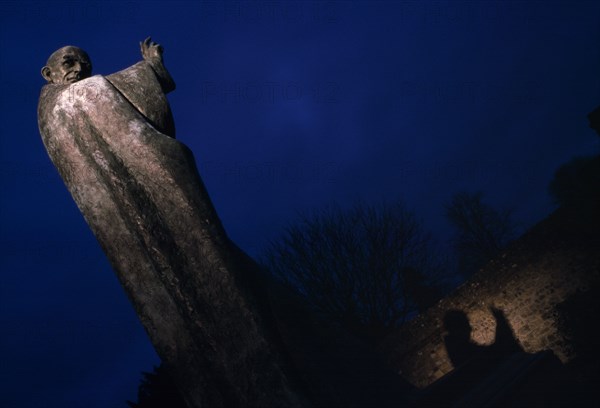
left=443, top=308, right=521, bottom=369
left=413, top=307, right=589, bottom=407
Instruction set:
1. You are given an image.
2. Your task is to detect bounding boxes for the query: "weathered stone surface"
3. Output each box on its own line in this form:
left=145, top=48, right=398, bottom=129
left=379, top=206, right=600, bottom=389
left=38, top=55, right=307, bottom=408
left=107, top=61, right=176, bottom=137
left=38, top=42, right=413, bottom=407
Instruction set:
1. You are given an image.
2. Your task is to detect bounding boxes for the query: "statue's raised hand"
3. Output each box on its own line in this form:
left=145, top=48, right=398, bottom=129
left=140, top=37, right=163, bottom=61
left=139, top=36, right=175, bottom=93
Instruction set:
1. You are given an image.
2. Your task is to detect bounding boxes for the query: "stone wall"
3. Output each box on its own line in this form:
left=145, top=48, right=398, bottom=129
left=379, top=207, right=600, bottom=389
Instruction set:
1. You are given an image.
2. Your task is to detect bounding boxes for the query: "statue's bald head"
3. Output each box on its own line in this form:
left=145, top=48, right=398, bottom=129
left=41, top=46, right=92, bottom=84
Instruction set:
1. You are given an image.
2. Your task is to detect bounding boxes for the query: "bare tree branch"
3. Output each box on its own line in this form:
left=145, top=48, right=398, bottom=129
left=262, top=202, right=445, bottom=343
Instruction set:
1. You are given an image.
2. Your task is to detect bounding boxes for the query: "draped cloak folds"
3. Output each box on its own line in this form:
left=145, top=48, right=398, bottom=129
left=37, top=61, right=413, bottom=408
left=37, top=61, right=306, bottom=408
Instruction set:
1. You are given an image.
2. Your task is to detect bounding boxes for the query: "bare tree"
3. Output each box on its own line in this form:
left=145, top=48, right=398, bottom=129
left=445, top=192, right=515, bottom=277
left=262, top=202, right=444, bottom=343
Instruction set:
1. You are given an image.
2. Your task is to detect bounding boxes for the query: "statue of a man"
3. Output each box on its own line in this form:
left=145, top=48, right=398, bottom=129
left=40, top=38, right=176, bottom=138
left=41, top=37, right=172, bottom=89
left=40, top=45, right=93, bottom=85
left=37, top=39, right=412, bottom=408
left=37, top=38, right=309, bottom=408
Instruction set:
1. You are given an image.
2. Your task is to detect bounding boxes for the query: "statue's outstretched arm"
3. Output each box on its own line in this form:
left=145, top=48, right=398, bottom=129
left=140, top=37, right=176, bottom=94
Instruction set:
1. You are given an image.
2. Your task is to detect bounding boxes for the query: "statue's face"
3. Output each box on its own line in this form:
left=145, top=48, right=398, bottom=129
left=42, top=46, right=92, bottom=84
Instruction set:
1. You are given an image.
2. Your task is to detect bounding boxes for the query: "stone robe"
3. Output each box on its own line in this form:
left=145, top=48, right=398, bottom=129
left=37, top=60, right=412, bottom=408
left=38, top=61, right=307, bottom=408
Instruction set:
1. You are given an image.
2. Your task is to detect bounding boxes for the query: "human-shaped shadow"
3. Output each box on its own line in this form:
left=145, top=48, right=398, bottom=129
left=416, top=308, right=578, bottom=407
left=443, top=307, right=522, bottom=369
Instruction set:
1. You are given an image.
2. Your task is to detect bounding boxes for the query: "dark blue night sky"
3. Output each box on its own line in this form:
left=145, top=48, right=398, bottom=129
left=1, top=1, right=598, bottom=406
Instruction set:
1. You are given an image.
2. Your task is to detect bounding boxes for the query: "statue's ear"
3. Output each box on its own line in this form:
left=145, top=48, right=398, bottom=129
left=41, top=66, right=52, bottom=83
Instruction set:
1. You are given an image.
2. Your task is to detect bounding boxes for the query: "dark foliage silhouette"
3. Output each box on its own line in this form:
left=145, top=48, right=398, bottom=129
left=549, top=108, right=600, bottom=228
left=587, top=104, right=600, bottom=136
left=548, top=155, right=600, bottom=212
left=127, top=364, right=187, bottom=408
left=445, top=192, right=515, bottom=277
left=262, top=202, right=445, bottom=343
